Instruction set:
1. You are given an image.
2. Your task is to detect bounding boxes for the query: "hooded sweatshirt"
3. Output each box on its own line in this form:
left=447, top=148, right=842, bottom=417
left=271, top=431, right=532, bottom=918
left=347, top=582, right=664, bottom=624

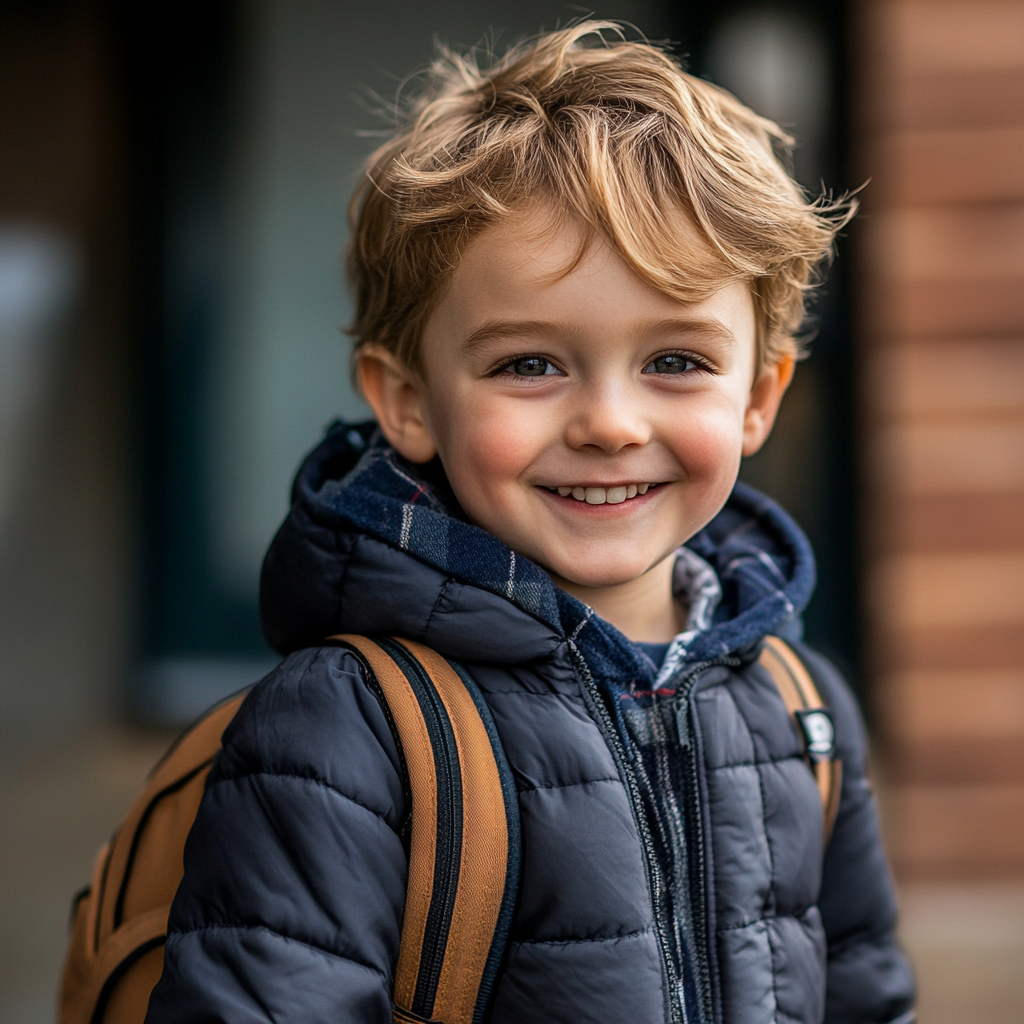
left=146, top=422, right=915, bottom=1024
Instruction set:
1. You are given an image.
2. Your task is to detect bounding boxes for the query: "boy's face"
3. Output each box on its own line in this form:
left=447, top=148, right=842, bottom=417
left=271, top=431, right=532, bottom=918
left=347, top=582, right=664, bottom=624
left=361, top=208, right=790, bottom=593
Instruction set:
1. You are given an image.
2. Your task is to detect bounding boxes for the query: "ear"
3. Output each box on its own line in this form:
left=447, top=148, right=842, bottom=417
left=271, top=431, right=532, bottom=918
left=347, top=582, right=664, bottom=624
left=357, top=345, right=438, bottom=463
left=742, top=354, right=795, bottom=457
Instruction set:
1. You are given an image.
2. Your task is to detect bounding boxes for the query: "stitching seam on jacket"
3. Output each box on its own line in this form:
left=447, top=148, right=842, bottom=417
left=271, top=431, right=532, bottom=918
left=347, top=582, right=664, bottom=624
left=477, top=688, right=578, bottom=698
left=516, top=777, right=620, bottom=794
left=753, top=748, right=781, bottom=1024
left=706, top=754, right=807, bottom=771
left=331, top=527, right=354, bottom=632
left=717, top=909, right=812, bottom=932
left=827, top=928, right=903, bottom=959
left=207, top=772, right=394, bottom=826
left=169, top=923, right=388, bottom=978
left=510, top=926, right=653, bottom=948
left=422, top=576, right=451, bottom=640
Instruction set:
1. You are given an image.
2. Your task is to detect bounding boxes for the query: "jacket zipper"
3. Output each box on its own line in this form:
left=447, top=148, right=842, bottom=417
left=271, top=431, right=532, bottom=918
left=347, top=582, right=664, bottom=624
left=672, top=657, right=739, bottom=1024
left=572, top=642, right=739, bottom=1024
left=570, top=642, right=684, bottom=1024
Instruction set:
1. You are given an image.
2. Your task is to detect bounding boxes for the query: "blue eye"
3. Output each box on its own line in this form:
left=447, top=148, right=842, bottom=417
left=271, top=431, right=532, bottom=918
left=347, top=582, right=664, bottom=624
left=505, top=356, right=560, bottom=377
left=643, top=354, right=698, bottom=375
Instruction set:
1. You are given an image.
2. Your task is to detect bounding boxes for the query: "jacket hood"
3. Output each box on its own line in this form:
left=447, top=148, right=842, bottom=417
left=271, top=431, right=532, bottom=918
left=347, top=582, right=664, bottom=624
left=260, top=422, right=816, bottom=683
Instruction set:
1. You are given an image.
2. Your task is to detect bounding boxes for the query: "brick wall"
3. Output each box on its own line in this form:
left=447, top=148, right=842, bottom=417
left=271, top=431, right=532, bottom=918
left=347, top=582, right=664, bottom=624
left=858, top=0, right=1024, bottom=878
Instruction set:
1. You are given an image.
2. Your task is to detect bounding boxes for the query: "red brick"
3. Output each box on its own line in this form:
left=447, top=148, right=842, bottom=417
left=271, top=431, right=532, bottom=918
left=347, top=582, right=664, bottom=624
left=865, top=205, right=1024, bottom=282
left=862, top=276, right=1024, bottom=338
left=860, top=68, right=1024, bottom=132
left=867, top=337, right=1024, bottom=419
left=868, top=1, right=1024, bottom=77
left=872, top=623, right=1024, bottom=672
left=869, top=550, right=1024, bottom=628
left=869, top=418, right=1024, bottom=495
left=886, top=737, right=1024, bottom=784
left=870, top=127, right=1024, bottom=205
left=867, top=493, right=1024, bottom=553
left=876, top=667, right=1024, bottom=740
left=884, top=783, right=1024, bottom=880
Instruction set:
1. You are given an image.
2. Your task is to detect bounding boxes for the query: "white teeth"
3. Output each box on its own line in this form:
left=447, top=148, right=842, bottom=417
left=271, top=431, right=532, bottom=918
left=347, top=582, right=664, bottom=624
left=554, top=483, right=656, bottom=503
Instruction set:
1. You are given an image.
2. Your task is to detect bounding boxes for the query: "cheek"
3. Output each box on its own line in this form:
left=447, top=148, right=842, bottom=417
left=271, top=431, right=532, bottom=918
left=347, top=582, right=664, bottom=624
left=428, top=392, right=547, bottom=508
left=666, top=399, right=746, bottom=481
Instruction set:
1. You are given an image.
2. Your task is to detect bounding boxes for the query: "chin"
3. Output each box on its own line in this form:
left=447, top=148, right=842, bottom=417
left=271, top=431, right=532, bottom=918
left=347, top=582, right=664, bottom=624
left=549, top=559, right=653, bottom=590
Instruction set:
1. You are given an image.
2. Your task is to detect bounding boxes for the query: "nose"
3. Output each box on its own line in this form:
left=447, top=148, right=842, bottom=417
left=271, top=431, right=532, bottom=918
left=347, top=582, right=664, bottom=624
left=563, top=380, right=651, bottom=454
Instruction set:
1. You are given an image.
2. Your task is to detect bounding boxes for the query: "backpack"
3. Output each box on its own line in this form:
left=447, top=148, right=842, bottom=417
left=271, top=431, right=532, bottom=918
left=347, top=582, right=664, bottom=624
left=59, top=634, right=838, bottom=1024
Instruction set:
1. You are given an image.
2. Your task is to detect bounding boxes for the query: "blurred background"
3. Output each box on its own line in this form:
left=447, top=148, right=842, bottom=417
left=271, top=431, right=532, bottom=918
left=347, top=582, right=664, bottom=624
left=0, top=0, right=1021, bottom=1020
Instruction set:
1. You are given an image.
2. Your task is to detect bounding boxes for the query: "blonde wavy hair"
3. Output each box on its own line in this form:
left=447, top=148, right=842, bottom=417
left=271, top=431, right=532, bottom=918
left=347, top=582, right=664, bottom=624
left=348, top=21, right=854, bottom=373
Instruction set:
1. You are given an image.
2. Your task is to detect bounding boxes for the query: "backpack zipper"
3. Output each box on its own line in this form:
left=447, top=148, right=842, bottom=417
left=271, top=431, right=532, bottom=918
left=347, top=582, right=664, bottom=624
left=374, top=637, right=464, bottom=1020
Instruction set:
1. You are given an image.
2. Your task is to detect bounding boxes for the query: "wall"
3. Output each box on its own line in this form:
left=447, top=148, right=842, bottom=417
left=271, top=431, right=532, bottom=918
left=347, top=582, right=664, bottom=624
left=857, top=0, right=1024, bottom=879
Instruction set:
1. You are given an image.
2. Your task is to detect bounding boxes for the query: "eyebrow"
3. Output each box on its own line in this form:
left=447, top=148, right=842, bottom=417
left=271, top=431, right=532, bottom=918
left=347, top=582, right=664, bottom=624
left=638, top=317, right=735, bottom=345
left=462, top=319, right=562, bottom=350
left=462, top=315, right=735, bottom=350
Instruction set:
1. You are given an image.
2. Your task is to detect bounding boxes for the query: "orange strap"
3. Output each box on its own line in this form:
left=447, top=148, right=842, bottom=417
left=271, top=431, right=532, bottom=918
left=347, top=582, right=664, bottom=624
left=759, top=636, right=843, bottom=842
left=95, top=694, right=247, bottom=948
left=64, top=906, right=169, bottom=1024
left=68, top=693, right=248, bottom=1024
left=342, top=635, right=440, bottom=1009
left=332, top=636, right=516, bottom=1024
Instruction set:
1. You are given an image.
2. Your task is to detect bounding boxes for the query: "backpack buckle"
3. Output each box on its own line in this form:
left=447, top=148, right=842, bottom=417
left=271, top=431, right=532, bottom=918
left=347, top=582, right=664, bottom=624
left=794, top=707, right=835, bottom=763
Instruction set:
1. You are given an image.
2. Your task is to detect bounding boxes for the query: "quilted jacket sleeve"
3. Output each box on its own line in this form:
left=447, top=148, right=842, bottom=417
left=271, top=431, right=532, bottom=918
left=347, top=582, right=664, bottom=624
left=796, top=644, right=916, bottom=1024
left=145, top=646, right=409, bottom=1024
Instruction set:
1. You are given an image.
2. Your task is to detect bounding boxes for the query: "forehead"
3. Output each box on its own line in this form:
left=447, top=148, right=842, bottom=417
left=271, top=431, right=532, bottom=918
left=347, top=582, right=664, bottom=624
left=425, top=207, right=756, bottom=358
left=456, top=203, right=723, bottom=289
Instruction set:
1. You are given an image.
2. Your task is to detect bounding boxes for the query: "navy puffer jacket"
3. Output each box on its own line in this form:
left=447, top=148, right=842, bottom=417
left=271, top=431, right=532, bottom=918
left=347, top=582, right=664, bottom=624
left=146, top=423, right=915, bottom=1024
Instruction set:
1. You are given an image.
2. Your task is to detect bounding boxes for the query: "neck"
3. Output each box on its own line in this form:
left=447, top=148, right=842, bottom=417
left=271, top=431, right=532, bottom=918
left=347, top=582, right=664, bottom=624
left=551, top=552, right=686, bottom=643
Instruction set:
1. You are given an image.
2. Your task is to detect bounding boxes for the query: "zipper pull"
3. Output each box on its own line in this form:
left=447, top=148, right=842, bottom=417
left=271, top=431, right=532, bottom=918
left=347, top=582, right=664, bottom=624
left=675, top=698, right=691, bottom=749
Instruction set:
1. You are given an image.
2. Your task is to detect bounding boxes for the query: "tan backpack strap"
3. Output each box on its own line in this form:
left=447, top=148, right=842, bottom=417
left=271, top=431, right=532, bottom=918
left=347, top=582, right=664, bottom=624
left=81, top=842, right=110, bottom=966
left=334, top=635, right=520, bottom=1024
left=64, top=906, right=169, bottom=1024
left=759, top=636, right=843, bottom=843
left=61, top=682, right=250, bottom=1024
left=94, top=693, right=248, bottom=949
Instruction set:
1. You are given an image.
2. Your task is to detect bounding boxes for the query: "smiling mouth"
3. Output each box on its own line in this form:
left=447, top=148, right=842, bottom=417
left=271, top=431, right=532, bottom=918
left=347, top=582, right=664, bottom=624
left=541, top=483, right=662, bottom=505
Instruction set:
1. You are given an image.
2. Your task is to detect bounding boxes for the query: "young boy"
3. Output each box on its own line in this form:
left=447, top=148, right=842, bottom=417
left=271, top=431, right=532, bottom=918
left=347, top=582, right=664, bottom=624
left=146, top=23, right=914, bottom=1024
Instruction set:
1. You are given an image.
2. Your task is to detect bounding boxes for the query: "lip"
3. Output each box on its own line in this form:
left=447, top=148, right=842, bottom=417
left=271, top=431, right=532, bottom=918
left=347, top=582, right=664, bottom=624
left=541, top=482, right=655, bottom=490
